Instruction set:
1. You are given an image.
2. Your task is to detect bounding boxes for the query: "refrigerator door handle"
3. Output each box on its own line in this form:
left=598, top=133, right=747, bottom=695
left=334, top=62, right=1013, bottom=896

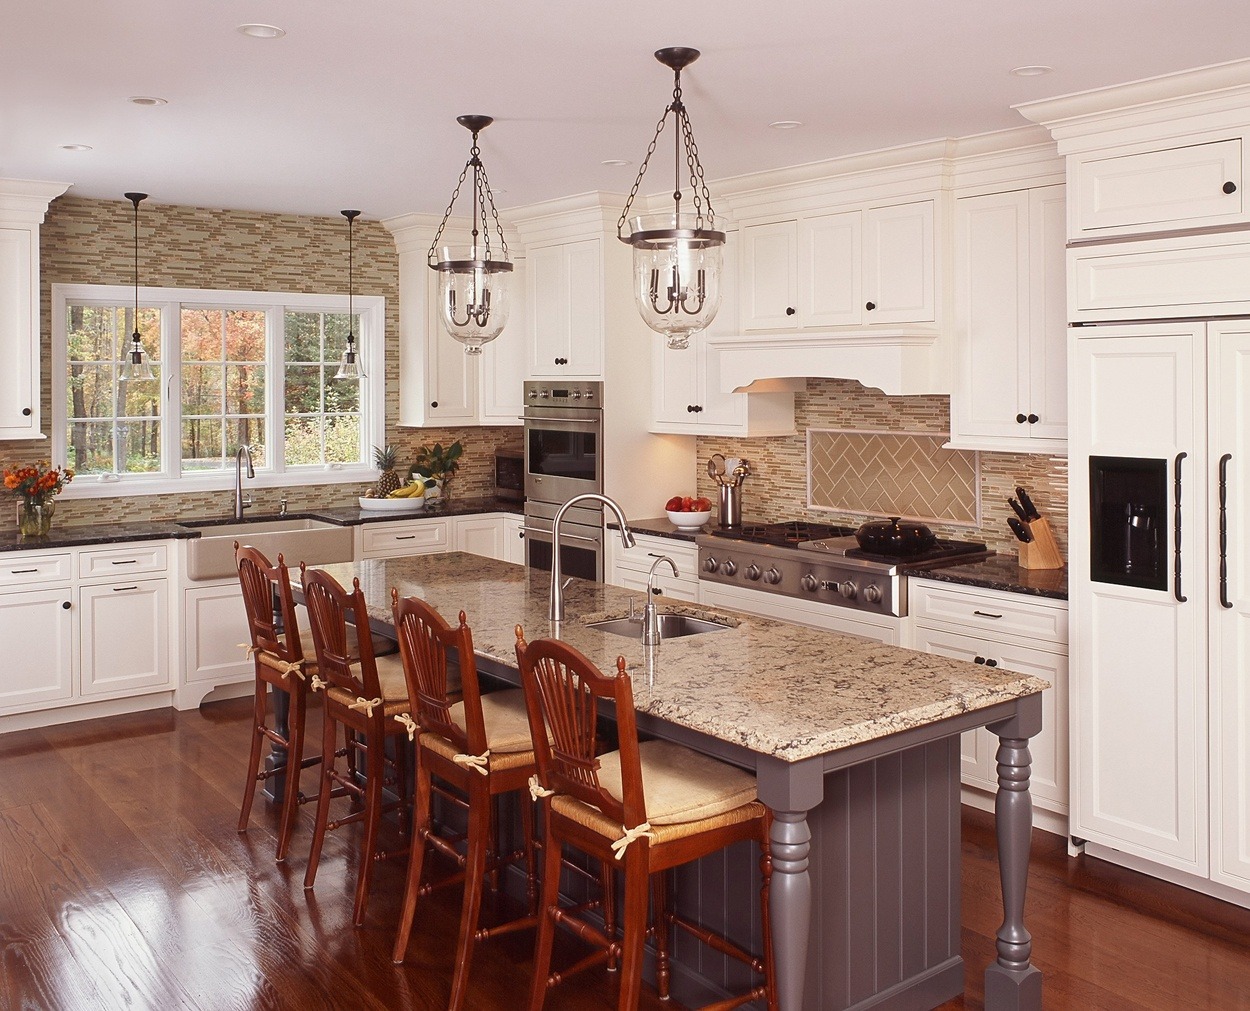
left=1174, top=452, right=1188, bottom=603
left=1219, top=453, right=1233, bottom=609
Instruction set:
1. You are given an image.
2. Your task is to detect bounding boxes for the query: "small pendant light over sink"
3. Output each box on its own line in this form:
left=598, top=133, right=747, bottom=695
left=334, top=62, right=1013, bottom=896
left=617, top=47, right=725, bottom=350
left=334, top=209, right=366, bottom=380
left=120, top=192, right=155, bottom=382
left=428, top=115, right=513, bottom=355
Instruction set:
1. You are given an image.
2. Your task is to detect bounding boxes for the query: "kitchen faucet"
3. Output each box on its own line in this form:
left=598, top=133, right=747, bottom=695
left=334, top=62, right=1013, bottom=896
left=642, top=555, right=679, bottom=646
left=234, top=445, right=255, bottom=520
left=548, top=493, right=635, bottom=622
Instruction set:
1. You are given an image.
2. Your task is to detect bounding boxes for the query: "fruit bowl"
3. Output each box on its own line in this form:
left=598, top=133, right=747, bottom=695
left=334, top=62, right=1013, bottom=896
left=359, top=495, right=427, bottom=512
left=666, top=508, right=711, bottom=531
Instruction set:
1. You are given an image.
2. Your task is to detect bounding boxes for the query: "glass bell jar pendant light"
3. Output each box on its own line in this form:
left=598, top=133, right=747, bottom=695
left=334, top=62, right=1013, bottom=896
left=428, top=115, right=513, bottom=355
left=617, top=47, right=725, bottom=350
left=334, top=209, right=367, bottom=380
left=120, top=192, right=156, bottom=381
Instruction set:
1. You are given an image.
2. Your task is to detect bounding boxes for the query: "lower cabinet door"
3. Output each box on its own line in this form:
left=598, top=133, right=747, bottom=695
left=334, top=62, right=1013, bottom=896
left=184, top=583, right=251, bottom=684
left=502, top=516, right=526, bottom=565
left=79, top=578, right=170, bottom=697
left=0, top=585, right=74, bottom=713
left=911, top=624, right=1069, bottom=812
left=614, top=568, right=701, bottom=603
left=454, top=515, right=505, bottom=559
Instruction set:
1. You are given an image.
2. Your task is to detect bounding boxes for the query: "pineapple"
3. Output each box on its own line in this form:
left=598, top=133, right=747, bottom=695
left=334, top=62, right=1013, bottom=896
left=372, top=445, right=402, bottom=497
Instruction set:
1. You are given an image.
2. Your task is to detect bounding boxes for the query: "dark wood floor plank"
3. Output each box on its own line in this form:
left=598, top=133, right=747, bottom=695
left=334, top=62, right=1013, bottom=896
left=0, top=928, right=108, bottom=1011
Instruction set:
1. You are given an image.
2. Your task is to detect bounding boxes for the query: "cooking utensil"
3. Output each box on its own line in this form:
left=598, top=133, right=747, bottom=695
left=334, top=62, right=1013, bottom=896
left=1007, top=517, right=1033, bottom=543
left=853, top=517, right=938, bottom=556
left=1008, top=497, right=1031, bottom=524
left=1015, top=486, right=1041, bottom=520
left=708, top=454, right=726, bottom=483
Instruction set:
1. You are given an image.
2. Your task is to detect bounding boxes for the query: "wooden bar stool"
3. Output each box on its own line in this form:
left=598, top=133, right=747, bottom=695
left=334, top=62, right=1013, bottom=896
left=300, top=564, right=410, bottom=926
left=515, top=628, right=776, bottom=1011
left=389, top=591, right=543, bottom=1010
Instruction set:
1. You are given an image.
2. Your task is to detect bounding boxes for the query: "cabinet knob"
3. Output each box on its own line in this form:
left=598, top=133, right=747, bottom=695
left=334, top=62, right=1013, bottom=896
left=784, top=306, right=796, bottom=316
left=974, top=655, right=985, bottom=664
left=687, top=405, right=696, bottom=413
left=62, top=601, right=71, bottom=610
left=985, top=658, right=998, bottom=667
left=431, top=401, right=439, bottom=408
left=1224, top=181, right=1238, bottom=194
left=22, top=408, right=31, bottom=417
left=1016, top=413, right=1027, bottom=424
left=518, top=530, right=525, bottom=539
left=865, top=301, right=876, bottom=311
left=694, top=405, right=703, bottom=413
left=1027, top=413, right=1039, bottom=424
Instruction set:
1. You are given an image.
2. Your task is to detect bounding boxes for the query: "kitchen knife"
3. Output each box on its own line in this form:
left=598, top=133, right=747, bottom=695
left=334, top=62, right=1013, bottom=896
left=1015, top=486, right=1041, bottom=520
left=1007, top=517, right=1033, bottom=542
left=1007, top=497, right=1031, bottom=524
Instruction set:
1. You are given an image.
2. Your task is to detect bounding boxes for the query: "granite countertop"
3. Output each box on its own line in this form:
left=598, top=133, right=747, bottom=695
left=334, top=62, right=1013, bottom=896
left=903, top=556, right=1068, bottom=600
left=323, top=552, right=1049, bottom=764
left=608, top=516, right=707, bottom=542
left=0, top=497, right=524, bottom=553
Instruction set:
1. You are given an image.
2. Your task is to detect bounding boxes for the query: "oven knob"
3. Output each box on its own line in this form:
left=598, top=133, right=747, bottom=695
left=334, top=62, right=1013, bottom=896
left=763, top=567, right=782, bottom=585
left=838, top=580, right=858, bottom=600
left=571, top=391, right=583, bottom=400
left=800, top=573, right=818, bottom=592
left=863, top=584, right=882, bottom=604
left=744, top=563, right=761, bottom=581
left=538, top=390, right=549, bottom=399
left=527, top=390, right=539, bottom=399
left=703, top=557, right=719, bottom=573
left=719, top=560, right=737, bottom=576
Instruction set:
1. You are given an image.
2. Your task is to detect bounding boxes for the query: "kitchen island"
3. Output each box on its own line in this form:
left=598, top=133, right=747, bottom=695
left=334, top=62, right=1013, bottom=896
left=318, top=552, right=1047, bottom=1010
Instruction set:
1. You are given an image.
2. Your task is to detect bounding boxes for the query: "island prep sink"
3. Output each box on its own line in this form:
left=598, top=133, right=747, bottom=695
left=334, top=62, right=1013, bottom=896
left=587, top=613, right=731, bottom=640
left=180, top=516, right=354, bottom=580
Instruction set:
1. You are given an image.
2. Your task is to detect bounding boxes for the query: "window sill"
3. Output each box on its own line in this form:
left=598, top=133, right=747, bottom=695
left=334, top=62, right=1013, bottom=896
left=59, top=466, right=375, bottom=501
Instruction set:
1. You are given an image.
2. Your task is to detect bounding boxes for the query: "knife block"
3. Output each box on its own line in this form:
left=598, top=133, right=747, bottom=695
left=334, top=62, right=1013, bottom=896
left=1018, top=517, right=1064, bottom=570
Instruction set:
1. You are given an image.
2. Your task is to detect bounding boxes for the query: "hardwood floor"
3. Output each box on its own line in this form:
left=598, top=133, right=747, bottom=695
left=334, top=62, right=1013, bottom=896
left=1, top=698, right=1249, bottom=1010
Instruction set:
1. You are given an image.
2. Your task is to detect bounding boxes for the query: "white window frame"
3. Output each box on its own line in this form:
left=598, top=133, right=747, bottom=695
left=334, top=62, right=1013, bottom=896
left=52, top=283, right=386, bottom=499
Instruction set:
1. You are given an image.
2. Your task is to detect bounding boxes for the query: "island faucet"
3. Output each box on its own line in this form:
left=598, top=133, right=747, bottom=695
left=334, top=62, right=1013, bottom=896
left=548, top=493, right=636, bottom=622
left=642, top=555, right=679, bottom=646
left=234, top=445, right=255, bottom=520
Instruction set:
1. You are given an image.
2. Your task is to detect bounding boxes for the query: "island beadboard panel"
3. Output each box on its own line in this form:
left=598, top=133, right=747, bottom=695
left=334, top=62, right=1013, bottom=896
left=696, top=377, right=1068, bottom=559
left=2, top=194, right=518, bottom=525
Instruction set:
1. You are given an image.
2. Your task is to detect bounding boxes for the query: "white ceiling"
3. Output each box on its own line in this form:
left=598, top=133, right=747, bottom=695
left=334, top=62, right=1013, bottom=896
left=3, top=1, right=1248, bottom=221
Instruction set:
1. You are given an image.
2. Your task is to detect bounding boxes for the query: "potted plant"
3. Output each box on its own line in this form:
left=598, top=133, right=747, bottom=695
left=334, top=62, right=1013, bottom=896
left=4, top=461, right=74, bottom=538
left=411, top=441, right=464, bottom=500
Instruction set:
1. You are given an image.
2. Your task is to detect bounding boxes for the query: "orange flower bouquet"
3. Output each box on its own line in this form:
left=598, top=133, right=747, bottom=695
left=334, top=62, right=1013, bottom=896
left=4, top=461, right=73, bottom=537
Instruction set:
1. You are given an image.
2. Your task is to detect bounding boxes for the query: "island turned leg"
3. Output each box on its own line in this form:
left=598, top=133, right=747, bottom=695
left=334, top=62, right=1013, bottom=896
left=769, top=810, right=812, bottom=1011
left=985, top=731, right=1043, bottom=1010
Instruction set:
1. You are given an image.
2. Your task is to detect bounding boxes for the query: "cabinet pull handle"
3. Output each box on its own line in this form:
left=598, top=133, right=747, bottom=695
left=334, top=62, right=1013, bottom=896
left=431, top=401, right=439, bottom=408
left=11, top=568, right=38, bottom=574
left=395, top=535, right=417, bottom=541
left=112, top=585, right=139, bottom=592
left=865, top=301, right=876, bottom=311
left=1016, top=413, right=1027, bottom=424
left=1224, top=181, right=1238, bottom=194
left=1219, top=452, right=1233, bottom=609
left=1027, top=414, right=1039, bottom=424
left=972, top=610, right=1003, bottom=619
left=22, top=408, right=32, bottom=417
left=985, top=658, right=998, bottom=667
left=518, top=530, right=525, bottom=539
left=111, top=559, right=138, bottom=565
left=62, top=601, right=71, bottom=610
left=1174, top=451, right=1188, bottom=603
left=974, top=655, right=985, bottom=664
left=784, top=307, right=796, bottom=316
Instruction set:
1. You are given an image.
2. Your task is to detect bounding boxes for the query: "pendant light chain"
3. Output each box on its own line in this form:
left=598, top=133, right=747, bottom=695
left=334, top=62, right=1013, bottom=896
left=132, top=198, right=140, bottom=332
left=426, top=129, right=509, bottom=265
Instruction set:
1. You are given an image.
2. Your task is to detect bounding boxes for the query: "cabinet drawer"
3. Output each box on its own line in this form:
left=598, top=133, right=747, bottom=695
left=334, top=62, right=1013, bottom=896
left=79, top=543, right=169, bottom=579
left=360, top=520, right=450, bottom=558
left=0, top=552, right=73, bottom=587
left=908, top=579, right=1067, bottom=647
left=612, top=537, right=699, bottom=575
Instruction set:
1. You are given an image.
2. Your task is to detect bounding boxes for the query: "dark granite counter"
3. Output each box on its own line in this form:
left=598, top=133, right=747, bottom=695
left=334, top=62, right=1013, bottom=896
left=0, top=520, right=197, bottom=553
left=607, top=515, right=708, bottom=542
left=311, top=496, right=524, bottom=526
left=903, top=555, right=1068, bottom=601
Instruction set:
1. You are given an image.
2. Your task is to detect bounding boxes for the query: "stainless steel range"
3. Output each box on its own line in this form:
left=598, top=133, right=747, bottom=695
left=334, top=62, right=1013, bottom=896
left=695, top=521, right=991, bottom=618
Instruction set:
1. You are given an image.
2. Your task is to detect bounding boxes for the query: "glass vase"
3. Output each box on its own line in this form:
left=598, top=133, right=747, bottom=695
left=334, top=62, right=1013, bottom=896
left=18, top=497, right=54, bottom=538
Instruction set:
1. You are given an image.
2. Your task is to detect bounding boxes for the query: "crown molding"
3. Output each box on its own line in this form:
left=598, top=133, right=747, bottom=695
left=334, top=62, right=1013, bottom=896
left=0, top=178, right=71, bottom=225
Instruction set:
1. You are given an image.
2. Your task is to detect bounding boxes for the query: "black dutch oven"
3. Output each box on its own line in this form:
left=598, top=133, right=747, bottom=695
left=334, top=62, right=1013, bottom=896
left=854, top=516, right=938, bottom=556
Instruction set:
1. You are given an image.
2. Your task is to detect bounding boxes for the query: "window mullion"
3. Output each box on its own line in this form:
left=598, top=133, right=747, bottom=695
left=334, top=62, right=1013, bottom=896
left=167, top=301, right=182, bottom=479
left=271, top=307, right=284, bottom=474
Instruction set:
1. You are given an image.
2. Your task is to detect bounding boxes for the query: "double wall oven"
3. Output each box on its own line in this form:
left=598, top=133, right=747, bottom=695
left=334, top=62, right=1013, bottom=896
left=522, top=380, right=605, bottom=581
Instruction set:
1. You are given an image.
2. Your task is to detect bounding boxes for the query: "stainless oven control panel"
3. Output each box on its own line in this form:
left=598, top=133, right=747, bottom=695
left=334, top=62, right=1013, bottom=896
left=523, top=380, right=602, bottom=410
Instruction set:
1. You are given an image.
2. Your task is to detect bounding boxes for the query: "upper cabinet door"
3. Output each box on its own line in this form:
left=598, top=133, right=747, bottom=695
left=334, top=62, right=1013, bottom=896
left=801, top=210, right=862, bottom=328
left=1072, top=138, right=1244, bottom=238
left=527, top=238, right=603, bottom=378
left=0, top=228, right=38, bottom=437
left=479, top=258, right=526, bottom=425
left=739, top=219, right=798, bottom=331
left=425, top=271, right=477, bottom=422
left=1027, top=185, right=1069, bottom=444
left=863, top=200, right=935, bottom=325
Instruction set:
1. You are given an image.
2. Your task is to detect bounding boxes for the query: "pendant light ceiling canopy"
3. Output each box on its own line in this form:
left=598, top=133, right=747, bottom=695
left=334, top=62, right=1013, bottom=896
left=617, top=47, right=725, bottom=351
left=120, top=191, right=155, bottom=382
left=334, top=208, right=366, bottom=380
left=428, top=115, right=513, bottom=356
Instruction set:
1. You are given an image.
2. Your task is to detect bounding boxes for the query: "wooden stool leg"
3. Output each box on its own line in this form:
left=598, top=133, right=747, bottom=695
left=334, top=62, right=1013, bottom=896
left=602, top=859, right=618, bottom=972
left=275, top=684, right=304, bottom=862
left=521, top=794, right=537, bottom=915
left=528, top=810, right=562, bottom=1011
left=352, top=722, right=386, bottom=926
left=303, top=706, right=338, bottom=890
left=617, top=846, right=649, bottom=1011
left=237, top=675, right=267, bottom=833
left=449, top=777, right=491, bottom=1011
left=652, top=871, right=671, bottom=1000
left=392, top=750, right=433, bottom=963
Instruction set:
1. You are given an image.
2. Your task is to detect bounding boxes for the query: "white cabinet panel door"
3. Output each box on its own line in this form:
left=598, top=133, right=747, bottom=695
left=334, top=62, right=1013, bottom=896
left=0, top=586, right=73, bottom=712
left=801, top=211, right=861, bottom=328
left=864, top=200, right=935, bottom=324
left=185, top=584, right=251, bottom=685
left=1028, top=185, right=1069, bottom=443
left=454, top=515, right=505, bottom=559
left=80, top=578, right=170, bottom=697
left=0, top=228, right=37, bottom=436
left=740, top=219, right=798, bottom=331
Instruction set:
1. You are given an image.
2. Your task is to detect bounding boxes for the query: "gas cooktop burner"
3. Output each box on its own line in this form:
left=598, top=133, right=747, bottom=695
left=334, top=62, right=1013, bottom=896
left=710, top=521, right=858, bottom=547
left=801, top=536, right=990, bottom=566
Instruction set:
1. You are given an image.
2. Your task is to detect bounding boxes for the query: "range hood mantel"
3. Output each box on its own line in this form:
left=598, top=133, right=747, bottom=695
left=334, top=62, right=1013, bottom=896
left=706, top=331, right=947, bottom=396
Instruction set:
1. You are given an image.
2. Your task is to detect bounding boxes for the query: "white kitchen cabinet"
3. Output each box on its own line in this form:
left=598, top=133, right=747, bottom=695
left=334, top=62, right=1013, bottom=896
left=950, top=184, right=1067, bottom=452
left=502, top=514, right=526, bottom=565
left=358, top=517, right=452, bottom=559
left=424, top=269, right=478, bottom=423
left=79, top=577, right=169, bottom=697
left=453, top=514, right=505, bottom=559
left=740, top=219, right=799, bottom=330
left=650, top=231, right=796, bottom=437
left=863, top=200, right=936, bottom=325
left=1070, top=136, right=1245, bottom=239
left=526, top=238, right=603, bottom=378
left=184, top=582, right=251, bottom=687
left=607, top=534, right=701, bottom=603
left=0, top=583, right=74, bottom=713
left=907, top=579, right=1069, bottom=820
left=699, top=579, right=901, bottom=645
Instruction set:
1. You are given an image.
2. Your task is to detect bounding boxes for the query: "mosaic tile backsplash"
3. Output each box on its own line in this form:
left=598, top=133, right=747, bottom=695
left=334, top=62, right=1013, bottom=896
left=697, top=378, right=1068, bottom=560
left=5, top=195, right=519, bottom=524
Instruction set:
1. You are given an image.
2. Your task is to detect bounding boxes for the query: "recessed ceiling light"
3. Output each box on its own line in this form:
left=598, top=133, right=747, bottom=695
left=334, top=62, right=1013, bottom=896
left=1010, top=65, right=1053, bottom=77
left=768, top=120, right=803, bottom=130
left=237, top=23, right=286, bottom=39
left=59, top=144, right=93, bottom=152
left=128, top=96, right=168, bottom=106
left=601, top=159, right=630, bottom=167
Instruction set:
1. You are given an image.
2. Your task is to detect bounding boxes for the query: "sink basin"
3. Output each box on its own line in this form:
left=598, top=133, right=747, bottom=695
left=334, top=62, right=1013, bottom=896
left=180, top=516, right=354, bottom=580
left=586, top=613, right=731, bottom=640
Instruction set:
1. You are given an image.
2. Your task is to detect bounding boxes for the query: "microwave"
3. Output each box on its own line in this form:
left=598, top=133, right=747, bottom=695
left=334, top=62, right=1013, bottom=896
left=494, top=449, right=524, bottom=501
